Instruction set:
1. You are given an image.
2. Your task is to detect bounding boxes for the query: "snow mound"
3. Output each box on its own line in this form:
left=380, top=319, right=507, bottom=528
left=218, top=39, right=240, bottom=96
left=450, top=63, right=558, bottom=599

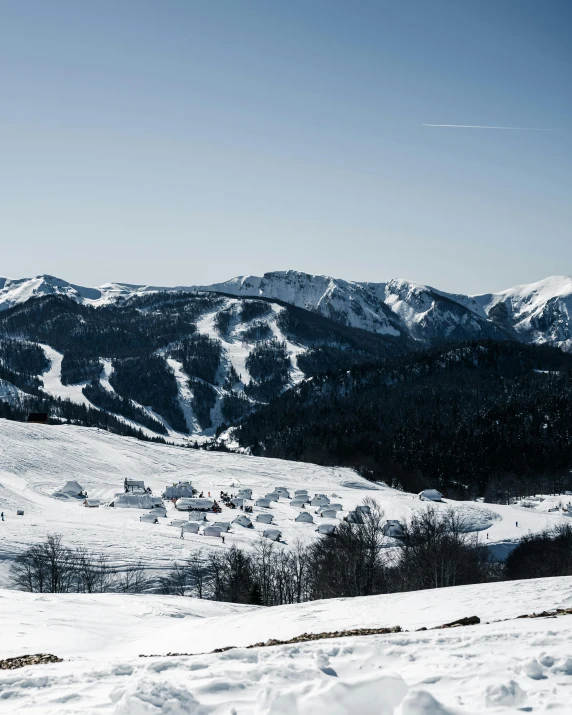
left=452, top=504, right=501, bottom=532
left=113, top=680, right=207, bottom=715
left=258, top=673, right=407, bottom=715
left=398, top=691, right=451, bottom=715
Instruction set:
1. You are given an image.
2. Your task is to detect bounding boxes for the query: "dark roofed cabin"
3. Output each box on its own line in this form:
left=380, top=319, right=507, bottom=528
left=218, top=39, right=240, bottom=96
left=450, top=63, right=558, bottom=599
left=27, top=413, right=48, bottom=424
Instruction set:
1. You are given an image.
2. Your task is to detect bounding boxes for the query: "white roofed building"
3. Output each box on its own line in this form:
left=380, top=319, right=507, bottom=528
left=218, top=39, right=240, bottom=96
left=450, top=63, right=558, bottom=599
left=419, top=489, right=443, bottom=502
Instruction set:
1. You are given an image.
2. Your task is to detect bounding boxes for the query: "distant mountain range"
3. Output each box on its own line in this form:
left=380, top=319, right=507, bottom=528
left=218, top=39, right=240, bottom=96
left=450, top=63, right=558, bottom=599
left=0, top=270, right=571, bottom=441
left=1, top=271, right=572, bottom=350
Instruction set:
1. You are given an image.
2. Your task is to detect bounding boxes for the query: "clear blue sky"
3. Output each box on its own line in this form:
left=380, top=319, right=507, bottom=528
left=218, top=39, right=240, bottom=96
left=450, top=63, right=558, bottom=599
left=1, top=0, right=570, bottom=293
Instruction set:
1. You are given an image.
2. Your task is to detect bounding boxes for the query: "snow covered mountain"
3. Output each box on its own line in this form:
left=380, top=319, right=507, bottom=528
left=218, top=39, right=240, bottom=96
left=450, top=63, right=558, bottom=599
left=195, top=271, right=404, bottom=336
left=1, top=270, right=571, bottom=438
left=3, top=270, right=572, bottom=349
left=201, top=272, right=509, bottom=342
left=0, top=274, right=166, bottom=310
left=0, top=289, right=406, bottom=438
left=203, top=271, right=572, bottom=347
left=372, top=278, right=508, bottom=342
left=474, top=276, right=572, bottom=351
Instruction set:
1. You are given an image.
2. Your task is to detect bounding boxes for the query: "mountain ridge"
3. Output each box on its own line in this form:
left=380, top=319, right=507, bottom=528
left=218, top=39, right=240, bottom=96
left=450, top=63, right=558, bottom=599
left=1, top=270, right=572, bottom=350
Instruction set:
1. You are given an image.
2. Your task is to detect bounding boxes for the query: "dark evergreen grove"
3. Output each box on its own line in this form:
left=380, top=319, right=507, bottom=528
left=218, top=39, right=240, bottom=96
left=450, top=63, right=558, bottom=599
left=236, top=341, right=572, bottom=500
left=0, top=390, right=167, bottom=443
left=172, top=334, right=222, bottom=385
left=240, top=300, right=273, bottom=322
left=109, top=355, right=187, bottom=433
left=0, top=339, right=48, bottom=375
left=61, top=353, right=102, bottom=385
left=241, top=321, right=273, bottom=343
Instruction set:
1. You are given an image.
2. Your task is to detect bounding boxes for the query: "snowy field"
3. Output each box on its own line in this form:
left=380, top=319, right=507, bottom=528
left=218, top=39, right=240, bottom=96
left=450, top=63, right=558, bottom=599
left=2, top=577, right=572, bottom=712
left=0, top=419, right=569, bottom=586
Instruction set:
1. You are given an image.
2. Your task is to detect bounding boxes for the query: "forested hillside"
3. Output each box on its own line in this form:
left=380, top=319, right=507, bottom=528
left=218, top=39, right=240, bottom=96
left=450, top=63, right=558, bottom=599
left=0, top=292, right=409, bottom=438
left=235, top=342, right=572, bottom=500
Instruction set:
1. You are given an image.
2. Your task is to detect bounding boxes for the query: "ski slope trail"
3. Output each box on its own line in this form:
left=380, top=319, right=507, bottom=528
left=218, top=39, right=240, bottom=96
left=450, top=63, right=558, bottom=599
left=38, top=344, right=91, bottom=406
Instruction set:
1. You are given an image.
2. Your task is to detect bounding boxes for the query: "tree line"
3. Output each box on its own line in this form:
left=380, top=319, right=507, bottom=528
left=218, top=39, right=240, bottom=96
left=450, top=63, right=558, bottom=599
left=11, top=534, right=149, bottom=594
left=17, top=501, right=572, bottom=602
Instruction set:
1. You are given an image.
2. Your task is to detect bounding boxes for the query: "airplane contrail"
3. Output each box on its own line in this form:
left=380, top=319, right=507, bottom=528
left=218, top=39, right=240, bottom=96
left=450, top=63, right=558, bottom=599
left=423, top=124, right=551, bottom=131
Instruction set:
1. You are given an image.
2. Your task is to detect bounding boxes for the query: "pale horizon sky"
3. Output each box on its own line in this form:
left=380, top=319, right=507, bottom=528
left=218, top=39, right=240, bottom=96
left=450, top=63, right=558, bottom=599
left=1, top=0, right=570, bottom=294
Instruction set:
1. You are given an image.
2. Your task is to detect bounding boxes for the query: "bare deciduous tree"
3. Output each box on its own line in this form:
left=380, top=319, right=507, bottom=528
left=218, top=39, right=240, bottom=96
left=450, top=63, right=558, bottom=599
left=187, top=551, right=208, bottom=599
left=115, top=561, right=148, bottom=594
left=309, top=498, right=389, bottom=599
left=11, top=534, right=76, bottom=593
left=395, top=507, right=494, bottom=591
left=157, top=562, right=189, bottom=596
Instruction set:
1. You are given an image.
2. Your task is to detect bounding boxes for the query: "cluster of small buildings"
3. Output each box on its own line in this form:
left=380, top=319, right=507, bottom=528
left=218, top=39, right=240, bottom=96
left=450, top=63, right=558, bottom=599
left=51, top=475, right=412, bottom=544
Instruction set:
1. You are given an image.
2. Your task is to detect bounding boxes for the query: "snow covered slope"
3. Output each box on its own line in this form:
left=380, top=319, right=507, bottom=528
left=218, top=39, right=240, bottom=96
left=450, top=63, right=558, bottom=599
left=372, top=278, right=506, bottom=342
left=0, top=420, right=567, bottom=587
left=131, top=576, right=572, bottom=656
left=0, top=275, right=103, bottom=310
left=2, top=577, right=572, bottom=713
left=0, top=282, right=409, bottom=437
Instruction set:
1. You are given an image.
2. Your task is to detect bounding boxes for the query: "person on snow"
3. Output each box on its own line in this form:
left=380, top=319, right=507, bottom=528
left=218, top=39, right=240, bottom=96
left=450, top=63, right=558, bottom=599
left=1, top=512, right=3, bottom=521
left=180, top=527, right=184, bottom=540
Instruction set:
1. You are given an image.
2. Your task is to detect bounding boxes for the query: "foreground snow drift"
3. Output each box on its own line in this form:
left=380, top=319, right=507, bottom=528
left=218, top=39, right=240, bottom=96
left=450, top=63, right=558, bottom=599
left=1, top=577, right=572, bottom=713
